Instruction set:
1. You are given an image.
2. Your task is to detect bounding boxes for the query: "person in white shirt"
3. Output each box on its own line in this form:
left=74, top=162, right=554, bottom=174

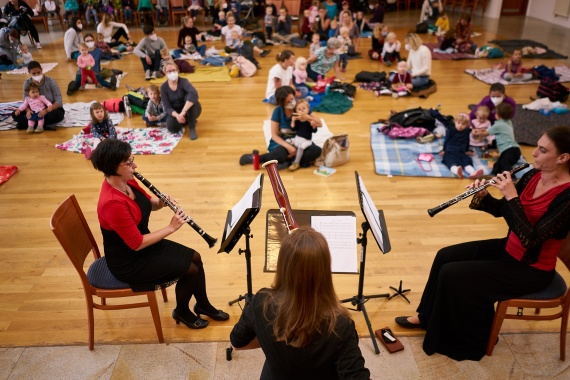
left=265, top=50, right=308, bottom=104
left=96, top=13, right=133, bottom=48
left=405, top=33, right=432, bottom=88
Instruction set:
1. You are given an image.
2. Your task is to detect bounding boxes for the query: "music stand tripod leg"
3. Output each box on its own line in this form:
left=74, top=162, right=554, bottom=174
left=388, top=280, right=411, bottom=303
left=228, top=227, right=254, bottom=307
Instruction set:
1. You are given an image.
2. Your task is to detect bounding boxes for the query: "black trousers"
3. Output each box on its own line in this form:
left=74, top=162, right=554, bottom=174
left=166, top=101, right=202, bottom=134
left=12, top=108, right=65, bottom=130
left=492, top=146, right=521, bottom=175
left=259, top=143, right=322, bottom=168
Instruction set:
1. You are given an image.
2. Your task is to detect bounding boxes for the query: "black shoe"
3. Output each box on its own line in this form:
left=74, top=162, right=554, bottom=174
left=239, top=154, right=253, bottom=165
left=194, top=304, right=229, bottom=321
left=172, top=309, right=208, bottom=329
left=468, top=104, right=476, bottom=111
left=66, top=80, right=77, bottom=96
left=260, top=49, right=271, bottom=57
left=109, top=75, right=117, bottom=91
left=276, top=162, right=289, bottom=170
left=189, top=127, right=197, bottom=140
left=395, top=316, right=421, bottom=329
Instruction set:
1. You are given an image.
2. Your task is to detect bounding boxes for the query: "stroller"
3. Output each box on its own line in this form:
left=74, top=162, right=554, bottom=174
left=5, top=9, right=32, bottom=36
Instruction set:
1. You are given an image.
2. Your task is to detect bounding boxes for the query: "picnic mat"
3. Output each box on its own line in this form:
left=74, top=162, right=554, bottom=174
left=0, top=166, right=18, bottom=186
left=465, top=65, right=570, bottom=86
left=488, top=39, right=568, bottom=59
left=5, top=62, right=58, bottom=74
left=149, top=66, right=231, bottom=84
left=370, top=122, right=529, bottom=178
left=0, top=101, right=124, bottom=131
left=513, top=104, right=570, bottom=146
left=55, top=127, right=185, bottom=155
left=425, top=43, right=477, bottom=60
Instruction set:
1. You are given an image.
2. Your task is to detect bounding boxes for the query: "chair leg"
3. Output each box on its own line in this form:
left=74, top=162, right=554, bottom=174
left=147, top=291, right=164, bottom=343
left=160, top=286, right=168, bottom=302
left=486, top=301, right=508, bottom=356
left=85, top=295, right=95, bottom=350
left=560, top=302, right=570, bottom=361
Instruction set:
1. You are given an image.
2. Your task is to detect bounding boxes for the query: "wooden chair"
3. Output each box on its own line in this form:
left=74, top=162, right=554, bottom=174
left=169, top=0, right=189, bottom=27
left=486, top=235, right=570, bottom=360
left=50, top=194, right=169, bottom=350
left=28, top=0, right=50, bottom=33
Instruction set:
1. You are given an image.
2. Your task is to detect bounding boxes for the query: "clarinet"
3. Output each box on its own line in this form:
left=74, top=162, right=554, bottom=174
left=133, top=172, right=218, bottom=248
left=427, top=163, right=531, bottom=217
left=262, top=160, right=299, bottom=233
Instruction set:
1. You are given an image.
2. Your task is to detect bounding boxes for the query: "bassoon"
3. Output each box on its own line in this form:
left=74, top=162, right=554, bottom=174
left=262, top=160, right=299, bottom=232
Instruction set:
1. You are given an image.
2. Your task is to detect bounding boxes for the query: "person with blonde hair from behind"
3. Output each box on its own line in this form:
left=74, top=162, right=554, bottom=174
left=230, top=226, right=370, bottom=379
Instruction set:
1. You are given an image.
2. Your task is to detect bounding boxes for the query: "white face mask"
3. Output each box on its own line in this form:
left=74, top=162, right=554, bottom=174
left=285, top=99, right=296, bottom=110
left=167, top=72, right=178, bottom=81
left=32, top=74, right=43, bottom=82
left=86, top=41, right=95, bottom=48
left=77, top=23, right=83, bottom=30
left=490, top=96, right=503, bottom=106
left=149, top=35, right=158, bottom=41
left=404, top=44, right=411, bottom=51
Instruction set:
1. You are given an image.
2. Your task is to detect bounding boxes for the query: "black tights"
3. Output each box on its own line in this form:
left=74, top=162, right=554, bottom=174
left=174, top=252, right=216, bottom=315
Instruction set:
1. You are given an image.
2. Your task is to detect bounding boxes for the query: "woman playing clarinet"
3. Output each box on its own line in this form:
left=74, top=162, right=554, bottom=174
left=90, top=139, right=228, bottom=329
left=230, top=226, right=370, bottom=379
left=396, top=126, right=570, bottom=361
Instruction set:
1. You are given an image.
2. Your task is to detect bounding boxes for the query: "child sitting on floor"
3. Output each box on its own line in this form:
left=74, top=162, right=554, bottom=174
left=160, top=49, right=194, bottom=74
left=288, top=99, right=318, bottom=171
left=389, top=60, right=412, bottom=98
left=439, top=113, right=485, bottom=179
left=435, top=10, right=449, bottom=37
left=469, top=105, right=493, bottom=150
left=499, top=49, right=533, bottom=82
left=14, top=82, right=52, bottom=133
left=18, top=44, right=33, bottom=66
left=381, top=31, right=401, bottom=67
left=143, top=84, right=167, bottom=127
left=293, top=56, right=309, bottom=89
left=84, top=102, right=117, bottom=159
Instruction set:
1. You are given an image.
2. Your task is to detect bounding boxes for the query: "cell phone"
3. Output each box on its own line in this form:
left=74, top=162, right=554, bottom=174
left=380, top=328, right=396, bottom=343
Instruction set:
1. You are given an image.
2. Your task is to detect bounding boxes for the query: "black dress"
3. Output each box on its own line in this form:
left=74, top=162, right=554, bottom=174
left=101, top=185, right=194, bottom=292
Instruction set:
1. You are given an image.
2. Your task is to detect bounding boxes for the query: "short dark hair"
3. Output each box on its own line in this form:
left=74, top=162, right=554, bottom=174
left=90, top=139, right=132, bottom=176
left=275, top=86, right=295, bottom=107
left=496, top=102, right=513, bottom=120
left=143, top=24, right=155, bottom=35
left=27, top=60, right=41, bottom=72
left=489, top=83, right=505, bottom=94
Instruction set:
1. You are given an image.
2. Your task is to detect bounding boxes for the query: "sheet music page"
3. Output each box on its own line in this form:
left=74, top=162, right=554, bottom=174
left=358, top=177, right=384, bottom=251
left=228, top=174, right=262, bottom=233
left=311, top=215, right=357, bottom=273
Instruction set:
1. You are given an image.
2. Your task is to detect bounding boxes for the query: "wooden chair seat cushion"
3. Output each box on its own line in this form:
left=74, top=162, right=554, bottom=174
left=87, top=256, right=130, bottom=289
left=516, top=271, right=567, bottom=300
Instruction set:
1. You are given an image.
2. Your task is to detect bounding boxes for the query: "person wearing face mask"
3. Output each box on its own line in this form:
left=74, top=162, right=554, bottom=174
left=11, top=60, right=65, bottom=130
left=404, top=33, right=432, bottom=88
left=134, top=25, right=167, bottom=81
left=66, top=33, right=118, bottom=95
left=0, top=28, right=21, bottom=66
left=306, top=37, right=343, bottom=81
left=63, top=17, right=83, bottom=62
left=2, top=0, right=42, bottom=49
left=160, top=61, right=201, bottom=140
left=239, top=86, right=322, bottom=170
left=469, top=83, right=516, bottom=124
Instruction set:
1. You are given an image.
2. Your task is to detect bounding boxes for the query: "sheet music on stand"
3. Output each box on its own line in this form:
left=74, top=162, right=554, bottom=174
left=219, top=173, right=263, bottom=254
left=355, top=172, right=391, bottom=254
left=265, top=210, right=357, bottom=273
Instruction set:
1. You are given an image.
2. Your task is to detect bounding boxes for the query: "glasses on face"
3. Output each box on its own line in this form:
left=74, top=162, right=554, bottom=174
left=120, top=157, right=135, bottom=167
left=165, top=69, right=177, bottom=74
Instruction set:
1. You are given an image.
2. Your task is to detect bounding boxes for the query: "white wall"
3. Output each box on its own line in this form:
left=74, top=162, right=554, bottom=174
left=484, top=0, right=504, bottom=19
left=527, top=0, right=570, bottom=28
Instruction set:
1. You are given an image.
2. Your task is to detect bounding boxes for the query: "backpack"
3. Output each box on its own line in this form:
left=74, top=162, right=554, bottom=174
left=389, top=107, right=436, bottom=131
left=329, top=81, right=357, bottom=98
left=290, top=37, right=309, bottom=48
left=102, top=98, right=125, bottom=112
left=537, top=77, right=569, bottom=102
left=355, top=71, right=386, bottom=83
left=233, top=56, right=257, bottom=77
left=127, top=91, right=149, bottom=109
left=416, top=22, right=428, bottom=34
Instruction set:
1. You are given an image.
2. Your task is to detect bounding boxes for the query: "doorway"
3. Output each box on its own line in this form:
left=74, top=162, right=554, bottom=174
left=501, top=0, right=529, bottom=15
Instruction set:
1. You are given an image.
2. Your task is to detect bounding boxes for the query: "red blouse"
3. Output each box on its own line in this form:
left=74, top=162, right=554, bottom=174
left=506, top=172, right=570, bottom=270
left=97, top=179, right=151, bottom=250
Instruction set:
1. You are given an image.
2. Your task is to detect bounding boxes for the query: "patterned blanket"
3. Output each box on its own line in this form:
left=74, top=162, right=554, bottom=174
left=465, top=65, right=570, bottom=86
left=425, top=43, right=478, bottom=60
left=56, top=127, right=185, bottom=155
left=370, top=122, right=529, bottom=178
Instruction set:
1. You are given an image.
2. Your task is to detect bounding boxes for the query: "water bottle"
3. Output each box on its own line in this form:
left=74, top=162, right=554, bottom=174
left=252, top=150, right=260, bottom=170
left=123, top=96, right=132, bottom=118
left=317, top=75, right=322, bottom=82
left=437, top=103, right=442, bottom=111
left=325, top=83, right=330, bottom=95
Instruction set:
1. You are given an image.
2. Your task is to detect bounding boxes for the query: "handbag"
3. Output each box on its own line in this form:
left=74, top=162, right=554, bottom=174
left=315, top=134, right=350, bottom=167
left=417, top=153, right=433, bottom=172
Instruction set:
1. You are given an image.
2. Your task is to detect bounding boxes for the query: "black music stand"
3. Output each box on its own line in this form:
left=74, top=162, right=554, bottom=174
left=219, top=174, right=263, bottom=309
left=341, top=172, right=393, bottom=355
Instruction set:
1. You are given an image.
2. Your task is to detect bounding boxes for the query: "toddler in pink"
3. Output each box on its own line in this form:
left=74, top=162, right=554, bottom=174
left=77, top=43, right=99, bottom=90
left=15, top=82, right=52, bottom=133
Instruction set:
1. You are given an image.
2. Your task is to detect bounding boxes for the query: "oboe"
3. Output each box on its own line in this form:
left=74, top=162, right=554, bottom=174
left=133, top=172, right=218, bottom=248
left=262, top=160, right=299, bottom=232
left=427, top=163, right=531, bottom=217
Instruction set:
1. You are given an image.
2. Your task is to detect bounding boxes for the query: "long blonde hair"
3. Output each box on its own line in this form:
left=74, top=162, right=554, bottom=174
left=262, top=226, right=350, bottom=348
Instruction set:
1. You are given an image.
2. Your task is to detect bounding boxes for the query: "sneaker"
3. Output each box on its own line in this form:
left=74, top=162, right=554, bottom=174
left=79, top=86, right=85, bottom=90
left=239, top=154, right=253, bottom=165
left=109, top=75, right=117, bottom=91
left=151, top=71, right=157, bottom=79
left=35, top=126, right=44, bottom=133
left=27, top=125, right=34, bottom=133
left=470, top=168, right=484, bottom=179
left=145, top=70, right=151, bottom=80
left=96, top=83, right=102, bottom=88
left=260, top=49, right=271, bottom=57
left=288, top=163, right=300, bottom=171
left=66, top=80, right=77, bottom=96
left=36, top=42, right=42, bottom=49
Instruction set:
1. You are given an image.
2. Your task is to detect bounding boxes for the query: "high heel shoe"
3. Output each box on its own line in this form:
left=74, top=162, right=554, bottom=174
left=193, top=304, right=229, bottom=321
left=172, top=309, right=208, bottom=329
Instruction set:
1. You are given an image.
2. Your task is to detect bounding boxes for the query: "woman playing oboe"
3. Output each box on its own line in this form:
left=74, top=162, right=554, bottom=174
left=230, top=226, right=370, bottom=379
left=90, top=139, right=228, bottom=329
left=396, top=126, right=570, bottom=361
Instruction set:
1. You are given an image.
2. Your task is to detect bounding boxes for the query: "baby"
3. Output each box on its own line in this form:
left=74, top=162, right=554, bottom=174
left=77, top=43, right=99, bottom=90
left=389, top=60, right=412, bottom=98
left=501, top=49, right=533, bottom=82
left=440, top=113, right=484, bottom=179
left=309, top=33, right=321, bottom=56
left=381, top=32, right=401, bottom=67
left=469, top=105, right=493, bottom=150
left=143, top=84, right=167, bottom=127
left=14, top=82, right=52, bottom=133
left=160, top=49, right=194, bottom=73
left=264, top=5, right=274, bottom=40
left=288, top=99, right=318, bottom=171
left=337, top=26, right=352, bottom=73
left=293, top=57, right=308, bottom=87
left=19, top=44, right=33, bottom=66
left=226, top=30, right=244, bottom=53
left=328, top=19, right=339, bottom=39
